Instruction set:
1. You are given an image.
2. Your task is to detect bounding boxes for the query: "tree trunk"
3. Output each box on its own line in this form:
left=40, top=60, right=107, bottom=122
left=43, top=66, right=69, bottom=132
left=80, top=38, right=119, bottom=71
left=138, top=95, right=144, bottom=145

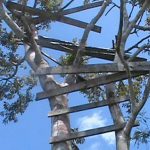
left=106, top=83, right=130, bottom=150
left=25, top=46, right=72, bottom=150
left=116, top=131, right=130, bottom=150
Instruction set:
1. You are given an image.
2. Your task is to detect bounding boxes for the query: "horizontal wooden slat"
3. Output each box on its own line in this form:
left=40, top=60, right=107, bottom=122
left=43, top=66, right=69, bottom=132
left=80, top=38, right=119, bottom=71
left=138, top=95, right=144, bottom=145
left=62, top=1, right=104, bottom=15
left=36, top=63, right=118, bottom=75
left=36, top=71, right=147, bottom=100
left=59, top=16, right=101, bottom=33
left=35, top=61, right=150, bottom=75
left=48, top=96, right=129, bottom=117
left=50, top=122, right=139, bottom=144
left=32, top=16, right=101, bottom=32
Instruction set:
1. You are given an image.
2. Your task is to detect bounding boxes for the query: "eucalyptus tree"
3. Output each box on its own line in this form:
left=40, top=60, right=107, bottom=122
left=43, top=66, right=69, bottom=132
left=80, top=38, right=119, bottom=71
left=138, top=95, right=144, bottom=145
left=0, top=0, right=150, bottom=150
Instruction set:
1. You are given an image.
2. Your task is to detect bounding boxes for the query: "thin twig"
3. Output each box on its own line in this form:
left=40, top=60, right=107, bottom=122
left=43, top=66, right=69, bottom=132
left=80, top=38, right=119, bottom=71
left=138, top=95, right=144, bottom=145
left=128, top=44, right=150, bottom=61
left=129, top=4, right=135, bottom=19
left=60, top=0, right=74, bottom=11
left=126, top=35, right=150, bottom=52
left=41, top=51, right=62, bottom=66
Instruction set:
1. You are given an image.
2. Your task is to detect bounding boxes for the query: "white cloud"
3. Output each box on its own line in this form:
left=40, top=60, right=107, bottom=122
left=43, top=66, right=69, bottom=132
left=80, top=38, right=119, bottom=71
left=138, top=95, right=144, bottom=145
left=78, top=111, right=115, bottom=145
left=89, top=142, right=101, bottom=150
left=78, top=111, right=106, bottom=130
left=101, top=132, right=115, bottom=145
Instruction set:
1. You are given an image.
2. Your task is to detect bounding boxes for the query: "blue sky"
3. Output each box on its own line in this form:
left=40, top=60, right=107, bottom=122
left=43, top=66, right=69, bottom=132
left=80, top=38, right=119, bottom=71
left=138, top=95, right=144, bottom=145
left=0, top=1, right=150, bottom=150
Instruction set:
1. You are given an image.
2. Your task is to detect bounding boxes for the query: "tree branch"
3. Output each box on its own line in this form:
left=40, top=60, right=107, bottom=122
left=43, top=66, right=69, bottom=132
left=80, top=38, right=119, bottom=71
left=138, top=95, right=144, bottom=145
left=73, top=0, right=111, bottom=65
left=128, top=44, right=150, bottom=62
left=123, top=0, right=149, bottom=40
left=134, top=25, right=150, bottom=31
left=0, top=2, right=24, bottom=38
left=126, top=35, right=150, bottom=53
left=125, top=73, right=150, bottom=135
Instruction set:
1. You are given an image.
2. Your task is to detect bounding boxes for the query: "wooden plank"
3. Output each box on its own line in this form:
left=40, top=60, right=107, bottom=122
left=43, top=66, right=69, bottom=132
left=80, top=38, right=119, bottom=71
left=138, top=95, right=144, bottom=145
left=48, top=96, right=129, bottom=117
left=32, top=16, right=101, bottom=33
left=36, top=63, right=118, bottom=75
left=36, top=71, right=147, bottom=100
left=62, top=1, right=104, bottom=15
left=129, top=61, right=150, bottom=70
left=58, top=16, right=101, bottom=33
left=7, top=1, right=103, bottom=16
left=50, top=122, right=139, bottom=144
left=6, top=2, right=101, bottom=33
left=35, top=61, right=150, bottom=75
left=37, top=36, right=147, bottom=61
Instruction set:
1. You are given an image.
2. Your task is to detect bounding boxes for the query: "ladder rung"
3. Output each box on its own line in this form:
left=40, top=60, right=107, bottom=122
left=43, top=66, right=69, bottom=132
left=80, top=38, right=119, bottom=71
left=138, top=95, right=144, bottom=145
left=36, top=71, right=146, bottom=100
left=50, top=122, right=139, bottom=144
left=48, top=96, right=129, bottom=117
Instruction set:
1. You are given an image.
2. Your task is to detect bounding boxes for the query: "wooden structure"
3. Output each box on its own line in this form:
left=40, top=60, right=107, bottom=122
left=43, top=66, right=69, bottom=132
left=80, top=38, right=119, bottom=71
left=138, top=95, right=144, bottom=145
left=7, top=1, right=147, bottom=145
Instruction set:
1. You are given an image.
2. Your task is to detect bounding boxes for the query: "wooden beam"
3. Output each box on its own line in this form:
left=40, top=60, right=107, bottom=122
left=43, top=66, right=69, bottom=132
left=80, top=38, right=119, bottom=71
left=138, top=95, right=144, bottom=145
left=31, top=16, right=102, bottom=33
left=6, top=2, right=101, bottom=33
left=37, top=36, right=147, bottom=61
left=36, top=71, right=147, bottom=100
left=6, top=1, right=103, bottom=16
left=35, top=61, right=150, bottom=75
left=50, top=122, right=139, bottom=144
left=36, top=63, right=117, bottom=75
left=62, top=1, right=104, bottom=15
left=38, top=36, right=115, bottom=54
left=48, top=96, right=129, bottom=117
left=58, top=16, right=101, bottom=33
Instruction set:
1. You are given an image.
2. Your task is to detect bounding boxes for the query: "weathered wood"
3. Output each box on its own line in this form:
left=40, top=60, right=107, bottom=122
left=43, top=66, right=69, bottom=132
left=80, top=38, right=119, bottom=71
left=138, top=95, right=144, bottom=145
left=62, top=1, right=104, bottom=15
left=35, top=61, right=150, bottom=75
left=48, top=96, right=129, bottom=117
left=36, top=63, right=118, bottom=75
left=37, top=36, right=146, bottom=61
left=36, top=71, right=147, bottom=100
left=50, top=122, right=139, bottom=144
left=129, top=61, right=150, bottom=70
left=58, top=16, right=101, bottom=33
left=6, top=2, right=101, bottom=33
left=30, top=16, right=102, bottom=33
left=6, top=1, right=103, bottom=16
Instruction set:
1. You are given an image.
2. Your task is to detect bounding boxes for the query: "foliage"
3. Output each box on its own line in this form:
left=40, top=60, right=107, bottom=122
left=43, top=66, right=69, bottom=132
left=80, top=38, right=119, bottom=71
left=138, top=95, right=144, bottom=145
left=133, top=129, right=150, bottom=148
left=59, top=53, right=76, bottom=66
left=116, top=76, right=147, bottom=113
left=80, top=73, right=105, bottom=103
left=71, top=128, right=85, bottom=150
left=40, top=0, right=63, bottom=12
left=81, top=86, right=104, bottom=102
left=0, top=25, right=37, bottom=123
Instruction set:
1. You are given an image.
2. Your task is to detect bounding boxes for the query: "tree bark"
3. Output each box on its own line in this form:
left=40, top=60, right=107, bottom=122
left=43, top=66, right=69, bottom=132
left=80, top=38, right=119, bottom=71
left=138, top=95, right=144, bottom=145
left=106, top=83, right=130, bottom=150
left=25, top=45, right=72, bottom=150
left=116, top=131, right=130, bottom=150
